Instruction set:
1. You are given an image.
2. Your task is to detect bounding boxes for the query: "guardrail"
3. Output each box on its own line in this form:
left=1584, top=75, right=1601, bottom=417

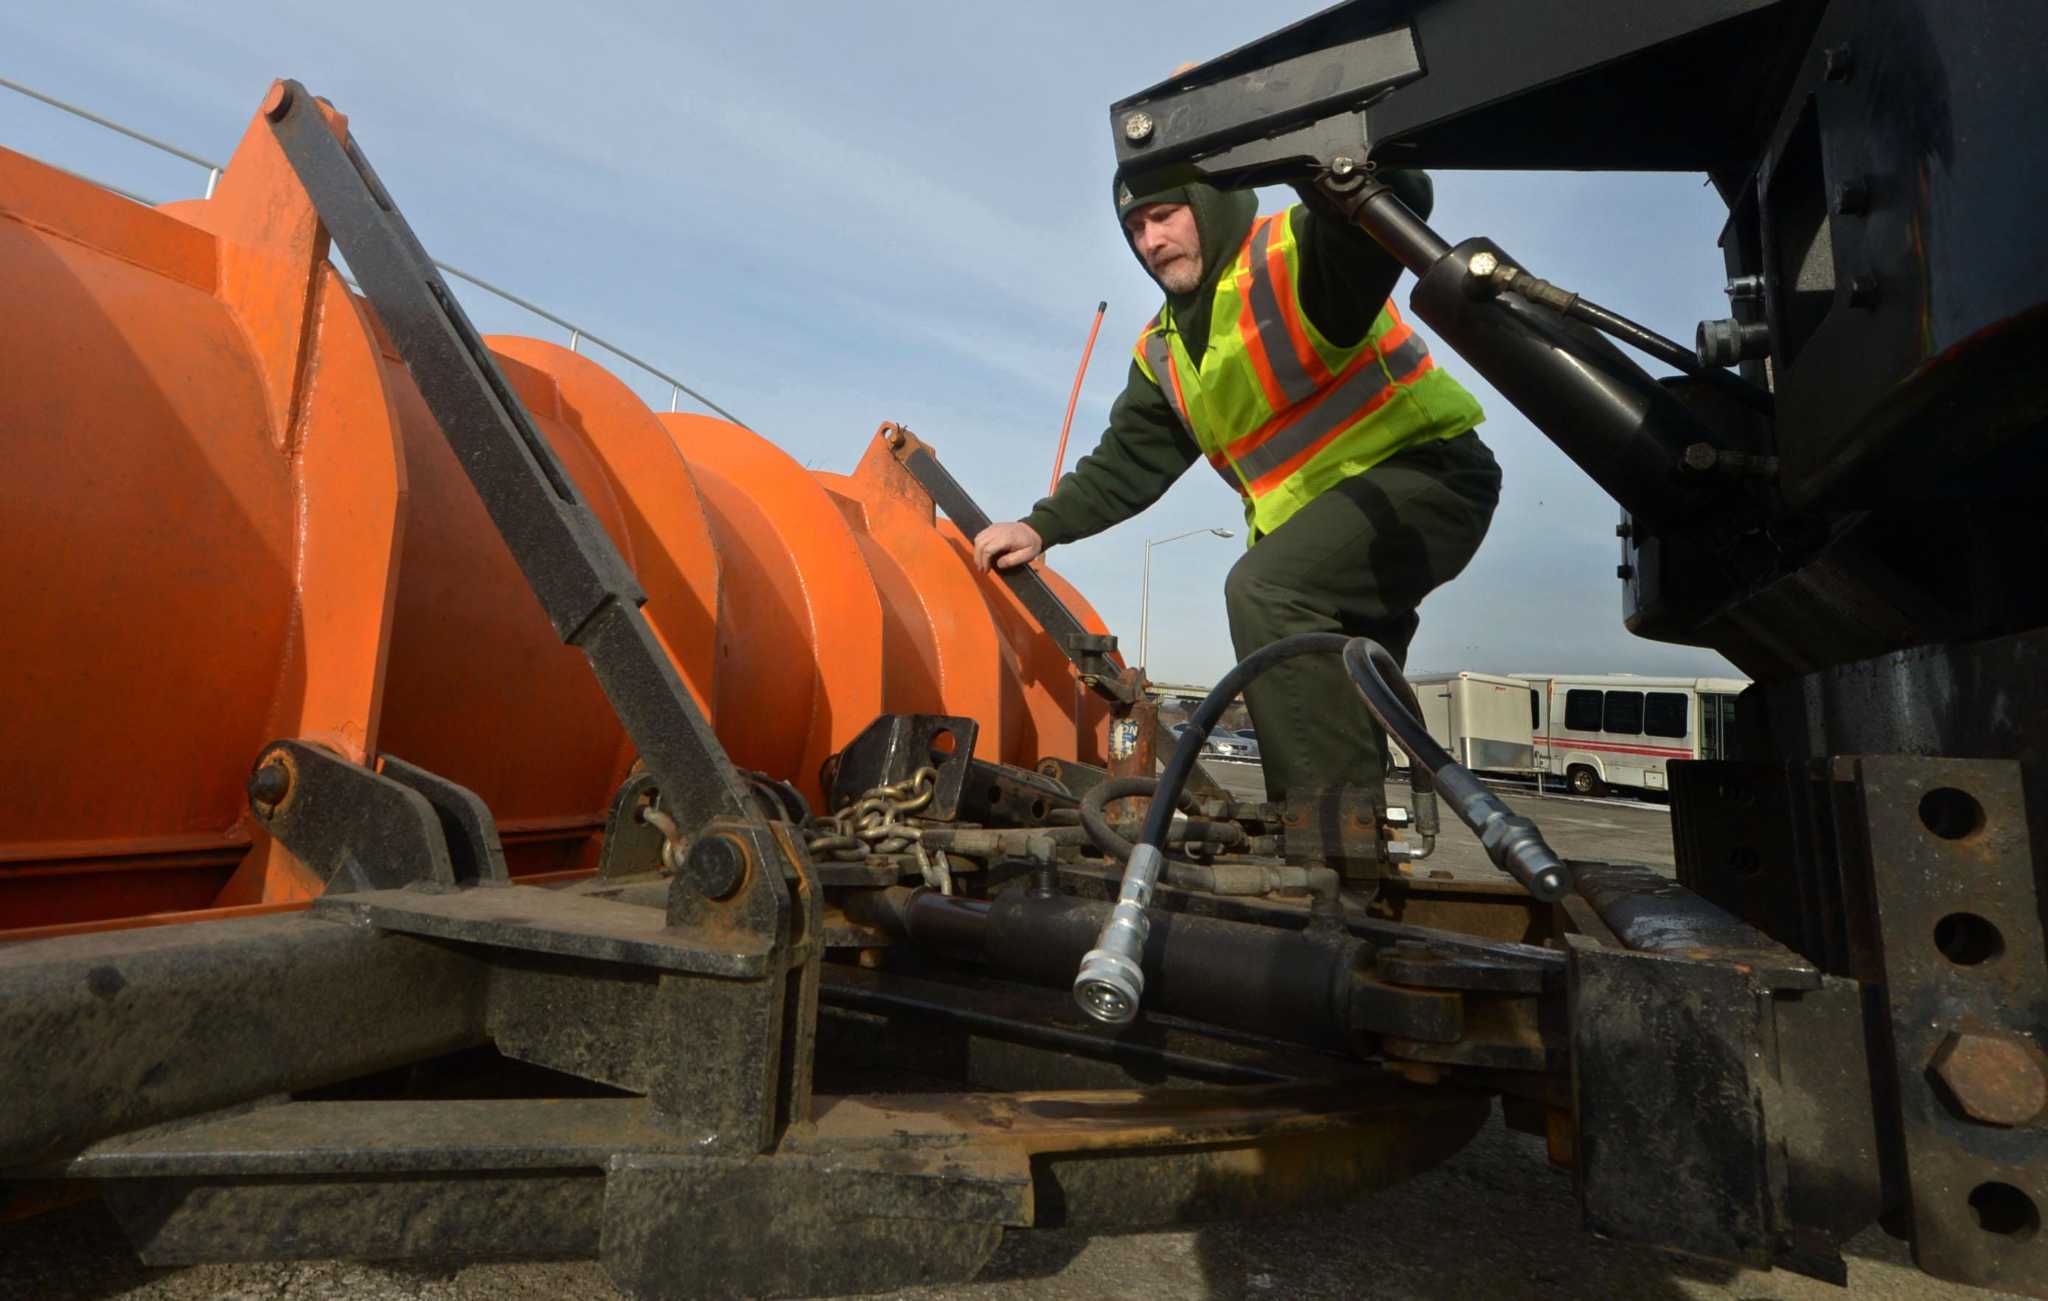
left=1, top=74, right=747, bottom=427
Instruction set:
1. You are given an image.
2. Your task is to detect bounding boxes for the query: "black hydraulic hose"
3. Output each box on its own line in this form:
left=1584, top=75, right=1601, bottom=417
left=1076, top=632, right=1350, bottom=1024
left=1139, top=632, right=1352, bottom=850
left=1340, top=639, right=1571, bottom=902
left=1568, top=298, right=1706, bottom=379
left=1566, top=298, right=1774, bottom=415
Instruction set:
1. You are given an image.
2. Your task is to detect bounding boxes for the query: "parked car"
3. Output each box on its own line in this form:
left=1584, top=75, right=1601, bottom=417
left=1202, top=728, right=1257, bottom=761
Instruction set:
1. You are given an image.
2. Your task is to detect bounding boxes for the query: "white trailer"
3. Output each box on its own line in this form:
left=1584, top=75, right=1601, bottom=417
left=1388, top=671, right=1541, bottom=777
left=1514, top=673, right=1749, bottom=797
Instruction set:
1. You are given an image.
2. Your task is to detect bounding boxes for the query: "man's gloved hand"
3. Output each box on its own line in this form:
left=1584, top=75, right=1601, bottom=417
left=972, top=521, right=1044, bottom=573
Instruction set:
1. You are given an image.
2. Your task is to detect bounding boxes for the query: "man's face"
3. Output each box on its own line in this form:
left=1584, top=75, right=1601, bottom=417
left=1124, top=202, right=1203, bottom=293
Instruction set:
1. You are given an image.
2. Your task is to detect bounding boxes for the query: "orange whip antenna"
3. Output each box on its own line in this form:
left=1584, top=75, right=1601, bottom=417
left=1049, top=300, right=1108, bottom=496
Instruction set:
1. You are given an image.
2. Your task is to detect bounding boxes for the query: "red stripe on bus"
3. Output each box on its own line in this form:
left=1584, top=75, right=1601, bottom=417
left=1535, top=738, right=1692, bottom=759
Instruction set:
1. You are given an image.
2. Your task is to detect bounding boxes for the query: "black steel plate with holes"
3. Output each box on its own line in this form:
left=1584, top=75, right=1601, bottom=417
left=957, top=759, right=1078, bottom=827
left=264, top=83, right=760, bottom=842
left=1854, top=756, right=2048, bottom=1293
left=828, top=714, right=978, bottom=820
left=897, top=447, right=1132, bottom=702
left=377, top=755, right=509, bottom=887
left=250, top=740, right=456, bottom=894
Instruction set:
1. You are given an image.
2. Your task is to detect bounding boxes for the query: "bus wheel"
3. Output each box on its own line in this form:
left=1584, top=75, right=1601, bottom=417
left=1567, top=765, right=1603, bottom=797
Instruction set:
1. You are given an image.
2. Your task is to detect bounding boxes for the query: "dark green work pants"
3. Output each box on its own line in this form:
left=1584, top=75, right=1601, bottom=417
left=1224, top=431, right=1501, bottom=800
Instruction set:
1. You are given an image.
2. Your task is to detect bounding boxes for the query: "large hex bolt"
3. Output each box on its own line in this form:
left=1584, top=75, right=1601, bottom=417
left=1929, top=1030, right=2048, bottom=1127
left=683, top=833, right=750, bottom=901
left=247, top=756, right=294, bottom=814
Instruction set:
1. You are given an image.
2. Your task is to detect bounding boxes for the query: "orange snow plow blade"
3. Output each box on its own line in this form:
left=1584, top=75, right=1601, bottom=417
left=0, top=91, right=1115, bottom=936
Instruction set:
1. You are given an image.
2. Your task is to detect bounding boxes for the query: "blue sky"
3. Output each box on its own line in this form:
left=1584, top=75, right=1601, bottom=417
left=3, top=1, right=1741, bottom=685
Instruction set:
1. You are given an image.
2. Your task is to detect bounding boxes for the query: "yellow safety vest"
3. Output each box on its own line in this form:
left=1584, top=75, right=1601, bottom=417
left=1133, top=207, right=1484, bottom=539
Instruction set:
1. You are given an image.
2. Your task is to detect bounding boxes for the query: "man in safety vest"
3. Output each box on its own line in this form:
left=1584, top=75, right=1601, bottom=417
left=972, top=173, right=1500, bottom=800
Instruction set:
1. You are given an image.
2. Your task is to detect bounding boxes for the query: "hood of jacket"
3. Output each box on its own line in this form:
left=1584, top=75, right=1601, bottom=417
left=1114, top=175, right=1258, bottom=340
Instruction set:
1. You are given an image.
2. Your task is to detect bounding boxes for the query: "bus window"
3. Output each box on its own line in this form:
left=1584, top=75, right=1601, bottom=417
left=1644, top=691, right=1688, bottom=738
left=1564, top=689, right=1602, bottom=732
left=1603, top=690, right=1645, bottom=735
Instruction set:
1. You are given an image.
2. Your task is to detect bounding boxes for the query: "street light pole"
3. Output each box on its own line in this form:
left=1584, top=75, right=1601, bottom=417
left=1138, top=526, right=1234, bottom=672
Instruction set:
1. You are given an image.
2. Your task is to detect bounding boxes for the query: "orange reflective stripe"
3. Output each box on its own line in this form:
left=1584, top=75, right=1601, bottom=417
left=1242, top=337, right=1435, bottom=494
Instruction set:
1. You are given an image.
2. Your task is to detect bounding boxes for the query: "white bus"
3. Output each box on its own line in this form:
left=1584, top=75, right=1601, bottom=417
left=1389, top=671, right=1541, bottom=778
left=1514, top=673, right=1748, bottom=797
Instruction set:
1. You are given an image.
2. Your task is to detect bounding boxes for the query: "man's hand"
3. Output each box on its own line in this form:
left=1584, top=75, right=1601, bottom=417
left=973, top=521, right=1044, bottom=573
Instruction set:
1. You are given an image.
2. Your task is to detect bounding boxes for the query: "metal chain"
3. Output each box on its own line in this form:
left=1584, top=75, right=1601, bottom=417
left=804, top=766, right=940, bottom=862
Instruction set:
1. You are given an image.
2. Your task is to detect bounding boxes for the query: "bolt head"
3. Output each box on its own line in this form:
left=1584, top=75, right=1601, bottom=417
left=247, top=760, right=292, bottom=810
left=1848, top=274, right=1882, bottom=309
left=1616, top=563, right=1635, bottom=580
left=1831, top=180, right=1870, bottom=216
left=1930, top=1031, right=2047, bottom=1127
left=1123, top=111, right=1154, bottom=144
left=1330, top=156, right=1357, bottom=176
left=1468, top=251, right=1500, bottom=279
left=684, top=834, right=749, bottom=900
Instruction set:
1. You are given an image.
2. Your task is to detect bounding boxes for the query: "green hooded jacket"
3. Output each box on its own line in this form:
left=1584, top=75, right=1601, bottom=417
left=1021, top=170, right=1442, bottom=548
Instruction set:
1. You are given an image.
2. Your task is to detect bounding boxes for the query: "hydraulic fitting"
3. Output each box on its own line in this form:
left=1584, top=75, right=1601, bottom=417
left=1074, top=842, right=1162, bottom=1024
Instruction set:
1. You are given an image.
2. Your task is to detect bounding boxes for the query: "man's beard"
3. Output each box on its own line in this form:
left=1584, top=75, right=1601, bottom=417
left=1153, top=252, right=1203, bottom=294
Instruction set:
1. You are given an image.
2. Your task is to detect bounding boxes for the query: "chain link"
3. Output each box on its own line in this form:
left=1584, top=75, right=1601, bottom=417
left=804, top=766, right=940, bottom=863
